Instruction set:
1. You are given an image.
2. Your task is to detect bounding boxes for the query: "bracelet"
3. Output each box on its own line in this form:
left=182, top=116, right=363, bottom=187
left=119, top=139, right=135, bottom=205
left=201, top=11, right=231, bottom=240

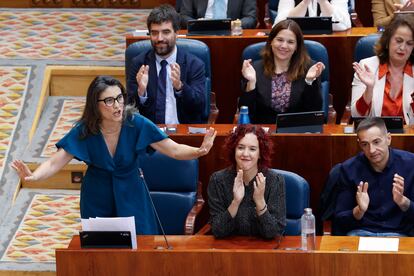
left=258, top=204, right=267, bottom=212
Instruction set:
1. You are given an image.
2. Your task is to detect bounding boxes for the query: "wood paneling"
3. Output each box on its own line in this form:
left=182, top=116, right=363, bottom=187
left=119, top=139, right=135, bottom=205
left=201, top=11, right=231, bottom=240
left=56, top=235, right=414, bottom=276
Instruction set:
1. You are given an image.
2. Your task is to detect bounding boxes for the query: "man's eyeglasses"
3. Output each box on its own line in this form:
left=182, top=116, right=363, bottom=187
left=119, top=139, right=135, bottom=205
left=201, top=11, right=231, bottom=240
left=98, top=94, right=125, bottom=107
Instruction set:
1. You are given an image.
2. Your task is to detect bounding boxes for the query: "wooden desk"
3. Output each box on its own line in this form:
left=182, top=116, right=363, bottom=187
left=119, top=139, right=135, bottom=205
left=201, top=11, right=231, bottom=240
left=126, top=28, right=377, bottom=123
left=56, top=235, right=414, bottom=276
left=168, top=124, right=414, bottom=227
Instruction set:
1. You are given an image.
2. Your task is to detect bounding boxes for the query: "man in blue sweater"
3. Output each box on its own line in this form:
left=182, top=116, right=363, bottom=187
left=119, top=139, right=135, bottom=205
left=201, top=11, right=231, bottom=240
left=335, top=117, right=414, bottom=236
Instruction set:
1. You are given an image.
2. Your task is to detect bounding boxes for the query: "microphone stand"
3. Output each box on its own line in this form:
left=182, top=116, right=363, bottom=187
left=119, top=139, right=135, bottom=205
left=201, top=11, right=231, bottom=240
left=139, top=168, right=173, bottom=250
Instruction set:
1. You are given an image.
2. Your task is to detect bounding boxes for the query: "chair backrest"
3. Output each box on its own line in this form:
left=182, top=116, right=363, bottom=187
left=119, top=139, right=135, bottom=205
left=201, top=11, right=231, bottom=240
left=125, top=38, right=212, bottom=123
left=273, top=169, right=310, bottom=236
left=354, top=34, right=380, bottom=62
left=241, top=40, right=330, bottom=120
left=318, top=163, right=348, bottom=236
left=138, top=151, right=199, bottom=235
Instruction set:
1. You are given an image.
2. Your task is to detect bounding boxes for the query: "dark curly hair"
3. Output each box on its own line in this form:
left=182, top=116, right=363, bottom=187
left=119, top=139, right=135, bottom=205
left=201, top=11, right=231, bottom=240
left=375, top=14, right=414, bottom=64
left=223, top=125, right=273, bottom=171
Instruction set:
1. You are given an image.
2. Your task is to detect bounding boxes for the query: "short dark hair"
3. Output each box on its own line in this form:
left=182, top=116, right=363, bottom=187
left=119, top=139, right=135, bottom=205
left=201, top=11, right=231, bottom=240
left=355, top=117, right=388, bottom=135
left=78, top=75, right=127, bottom=138
left=375, top=14, right=414, bottom=64
left=147, top=4, right=180, bottom=32
left=223, top=125, right=273, bottom=171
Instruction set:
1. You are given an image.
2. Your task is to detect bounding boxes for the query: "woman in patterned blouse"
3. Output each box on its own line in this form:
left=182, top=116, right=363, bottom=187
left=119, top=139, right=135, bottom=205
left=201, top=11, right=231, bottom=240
left=240, top=19, right=325, bottom=124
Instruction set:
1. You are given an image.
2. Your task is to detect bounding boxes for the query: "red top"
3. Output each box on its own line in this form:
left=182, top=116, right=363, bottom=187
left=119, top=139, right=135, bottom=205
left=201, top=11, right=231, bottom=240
left=355, top=62, right=414, bottom=117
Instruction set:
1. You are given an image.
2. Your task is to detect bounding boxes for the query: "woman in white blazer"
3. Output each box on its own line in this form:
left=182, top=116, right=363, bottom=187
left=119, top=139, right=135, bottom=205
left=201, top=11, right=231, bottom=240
left=351, top=14, right=414, bottom=124
left=274, top=0, right=351, bottom=31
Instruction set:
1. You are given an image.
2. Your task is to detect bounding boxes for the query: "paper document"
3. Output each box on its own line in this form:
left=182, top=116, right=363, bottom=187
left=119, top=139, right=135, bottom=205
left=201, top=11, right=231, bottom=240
left=81, top=216, right=137, bottom=249
left=188, top=126, right=206, bottom=134
left=358, top=237, right=399, bottom=252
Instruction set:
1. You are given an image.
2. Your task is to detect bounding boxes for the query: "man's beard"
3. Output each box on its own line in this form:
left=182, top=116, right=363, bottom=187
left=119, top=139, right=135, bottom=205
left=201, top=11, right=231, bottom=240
left=153, top=41, right=174, bottom=57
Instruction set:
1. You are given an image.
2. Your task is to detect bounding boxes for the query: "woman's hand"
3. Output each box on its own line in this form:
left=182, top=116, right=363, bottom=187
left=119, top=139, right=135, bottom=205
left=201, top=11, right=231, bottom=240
left=11, top=160, right=37, bottom=181
left=233, top=169, right=245, bottom=203
left=242, top=59, right=256, bottom=81
left=394, top=0, right=414, bottom=11
left=253, top=172, right=266, bottom=206
left=353, top=62, right=375, bottom=89
left=305, top=62, right=325, bottom=81
left=197, top=127, right=217, bottom=156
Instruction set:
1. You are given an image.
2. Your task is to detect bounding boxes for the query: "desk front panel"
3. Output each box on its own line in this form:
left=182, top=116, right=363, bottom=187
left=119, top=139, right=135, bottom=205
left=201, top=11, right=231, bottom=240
left=56, top=235, right=414, bottom=276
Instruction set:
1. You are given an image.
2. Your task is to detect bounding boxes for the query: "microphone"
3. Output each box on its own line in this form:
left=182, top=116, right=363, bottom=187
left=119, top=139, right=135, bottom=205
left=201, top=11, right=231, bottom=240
left=138, top=168, right=173, bottom=250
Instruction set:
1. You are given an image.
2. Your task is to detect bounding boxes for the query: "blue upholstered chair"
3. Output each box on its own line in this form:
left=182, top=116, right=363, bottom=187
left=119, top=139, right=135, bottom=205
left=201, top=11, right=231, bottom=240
left=241, top=40, right=330, bottom=120
left=340, top=34, right=380, bottom=124
left=138, top=151, right=204, bottom=235
left=354, top=34, right=380, bottom=62
left=273, top=169, right=310, bottom=236
left=125, top=38, right=218, bottom=124
left=318, top=163, right=347, bottom=236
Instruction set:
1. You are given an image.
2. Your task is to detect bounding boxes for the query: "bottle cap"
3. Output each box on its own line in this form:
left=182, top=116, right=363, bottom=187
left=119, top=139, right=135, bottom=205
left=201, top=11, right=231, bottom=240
left=304, top=208, right=312, bottom=214
left=240, top=106, right=248, bottom=113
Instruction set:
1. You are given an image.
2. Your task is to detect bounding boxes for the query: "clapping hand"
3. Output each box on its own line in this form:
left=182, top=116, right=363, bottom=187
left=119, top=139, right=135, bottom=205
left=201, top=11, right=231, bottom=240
left=356, top=181, right=369, bottom=213
left=306, top=62, right=325, bottom=81
left=353, top=62, right=375, bottom=88
left=233, top=169, right=245, bottom=203
left=392, top=173, right=410, bottom=211
left=170, top=63, right=183, bottom=91
left=241, top=59, right=256, bottom=82
left=11, top=160, right=36, bottom=181
left=197, top=127, right=217, bottom=156
left=394, top=0, right=414, bottom=11
left=136, top=65, right=149, bottom=96
left=253, top=172, right=266, bottom=206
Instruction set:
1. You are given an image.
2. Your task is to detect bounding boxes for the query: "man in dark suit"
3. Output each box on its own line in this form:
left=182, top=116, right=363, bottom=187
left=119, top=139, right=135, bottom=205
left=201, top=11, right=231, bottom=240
left=127, top=4, right=206, bottom=124
left=180, top=0, right=257, bottom=29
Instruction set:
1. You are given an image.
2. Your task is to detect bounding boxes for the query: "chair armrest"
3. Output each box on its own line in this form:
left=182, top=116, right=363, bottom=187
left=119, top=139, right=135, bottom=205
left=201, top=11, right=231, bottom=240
left=340, top=101, right=352, bottom=125
left=323, top=220, right=332, bottom=236
left=195, top=223, right=212, bottom=235
left=327, top=93, right=337, bottom=124
left=208, top=91, right=219, bottom=124
left=233, top=96, right=240, bottom=124
left=350, top=11, right=363, bottom=27
left=184, top=181, right=205, bottom=235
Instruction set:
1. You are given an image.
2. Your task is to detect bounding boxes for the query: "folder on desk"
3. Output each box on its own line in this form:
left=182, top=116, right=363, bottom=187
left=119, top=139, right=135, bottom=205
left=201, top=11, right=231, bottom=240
left=276, top=111, right=325, bottom=133
left=287, top=16, right=333, bottom=35
left=187, top=19, right=232, bottom=36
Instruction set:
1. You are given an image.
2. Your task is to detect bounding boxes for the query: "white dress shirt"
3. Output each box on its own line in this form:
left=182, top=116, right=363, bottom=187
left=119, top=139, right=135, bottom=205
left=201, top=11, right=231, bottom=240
left=139, top=46, right=180, bottom=124
left=204, top=0, right=229, bottom=19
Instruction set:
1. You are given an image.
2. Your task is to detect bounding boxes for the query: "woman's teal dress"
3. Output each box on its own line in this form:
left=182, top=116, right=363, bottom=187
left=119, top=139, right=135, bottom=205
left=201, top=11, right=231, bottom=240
left=56, top=114, right=167, bottom=234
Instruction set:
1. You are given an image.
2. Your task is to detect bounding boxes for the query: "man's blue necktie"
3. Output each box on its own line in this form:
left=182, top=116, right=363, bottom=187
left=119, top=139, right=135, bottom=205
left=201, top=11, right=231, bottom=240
left=213, top=0, right=227, bottom=19
left=155, top=59, right=168, bottom=124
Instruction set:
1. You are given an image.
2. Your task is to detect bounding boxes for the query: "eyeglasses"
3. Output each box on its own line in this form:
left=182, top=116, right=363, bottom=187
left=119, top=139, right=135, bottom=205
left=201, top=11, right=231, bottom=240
left=98, top=93, right=125, bottom=107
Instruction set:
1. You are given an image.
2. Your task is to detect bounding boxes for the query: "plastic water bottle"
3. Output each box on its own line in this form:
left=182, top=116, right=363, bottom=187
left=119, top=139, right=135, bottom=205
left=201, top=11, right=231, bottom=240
left=238, top=106, right=250, bottom=124
left=301, top=208, right=316, bottom=251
